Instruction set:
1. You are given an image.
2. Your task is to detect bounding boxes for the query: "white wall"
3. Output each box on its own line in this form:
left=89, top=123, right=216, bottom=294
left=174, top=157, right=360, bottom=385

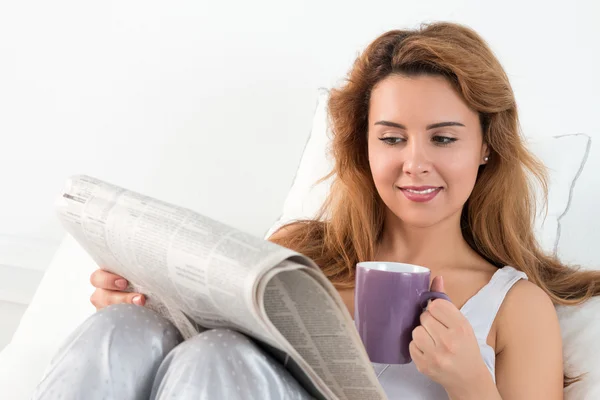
left=0, top=0, right=598, bottom=327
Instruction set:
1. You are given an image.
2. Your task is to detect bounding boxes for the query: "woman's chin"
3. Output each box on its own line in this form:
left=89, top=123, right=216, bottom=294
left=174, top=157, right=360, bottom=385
left=390, top=210, right=448, bottom=229
left=400, top=218, right=443, bottom=229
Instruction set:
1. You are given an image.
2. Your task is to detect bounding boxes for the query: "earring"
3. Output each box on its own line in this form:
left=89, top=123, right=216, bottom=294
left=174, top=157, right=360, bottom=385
left=484, top=156, right=489, bottom=162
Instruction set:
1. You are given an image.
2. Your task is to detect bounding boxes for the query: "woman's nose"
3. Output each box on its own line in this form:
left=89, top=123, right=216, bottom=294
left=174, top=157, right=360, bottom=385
left=402, top=141, right=431, bottom=175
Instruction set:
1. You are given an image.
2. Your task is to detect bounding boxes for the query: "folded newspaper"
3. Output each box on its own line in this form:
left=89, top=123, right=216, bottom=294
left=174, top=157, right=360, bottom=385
left=55, top=175, right=387, bottom=400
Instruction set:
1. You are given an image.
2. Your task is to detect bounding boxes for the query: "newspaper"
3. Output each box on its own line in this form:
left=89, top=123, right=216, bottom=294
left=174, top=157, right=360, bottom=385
left=55, top=175, right=387, bottom=400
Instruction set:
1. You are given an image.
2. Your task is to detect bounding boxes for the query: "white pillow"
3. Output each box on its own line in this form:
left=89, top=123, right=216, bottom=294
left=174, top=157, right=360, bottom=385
left=557, top=297, right=600, bottom=399
left=526, top=134, right=591, bottom=254
left=0, top=235, right=97, bottom=399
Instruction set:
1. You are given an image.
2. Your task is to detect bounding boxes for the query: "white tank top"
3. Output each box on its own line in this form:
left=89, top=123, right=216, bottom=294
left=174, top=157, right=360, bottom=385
left=372, top=266, right=528, bottom=399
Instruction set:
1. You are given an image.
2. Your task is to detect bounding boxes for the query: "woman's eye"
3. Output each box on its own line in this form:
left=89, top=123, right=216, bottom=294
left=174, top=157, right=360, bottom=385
left=432, top=136, right=457, bottom=145
left=379, top=137, right=404, bottom=145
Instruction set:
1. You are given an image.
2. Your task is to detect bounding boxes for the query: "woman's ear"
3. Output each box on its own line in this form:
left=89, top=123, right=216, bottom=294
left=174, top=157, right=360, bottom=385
left=480, top=143, right=490, bottom=165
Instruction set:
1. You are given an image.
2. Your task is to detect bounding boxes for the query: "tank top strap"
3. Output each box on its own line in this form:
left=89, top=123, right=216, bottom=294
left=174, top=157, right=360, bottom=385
left=461, top=266, right=528, bottom=342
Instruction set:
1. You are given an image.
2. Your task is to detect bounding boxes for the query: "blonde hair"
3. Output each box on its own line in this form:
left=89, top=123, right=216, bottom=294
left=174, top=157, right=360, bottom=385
left=270, top=22, right=598, bottom=386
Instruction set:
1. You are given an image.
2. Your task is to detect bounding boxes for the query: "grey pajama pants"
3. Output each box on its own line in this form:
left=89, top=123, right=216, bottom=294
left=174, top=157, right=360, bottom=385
left=32, top=304, right=313, bottom=400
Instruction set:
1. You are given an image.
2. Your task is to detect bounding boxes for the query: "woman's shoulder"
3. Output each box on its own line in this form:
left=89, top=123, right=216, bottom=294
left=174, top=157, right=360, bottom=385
left=495, top=275, right=559, bottom=351
left=501, top=276, right=554, bottom=315
left=492, top=271, right=564, bottom=391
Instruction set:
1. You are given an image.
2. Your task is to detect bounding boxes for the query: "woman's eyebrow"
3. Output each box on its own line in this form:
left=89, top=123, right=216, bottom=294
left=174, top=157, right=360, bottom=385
left=374, top=120, right=466, bottom=130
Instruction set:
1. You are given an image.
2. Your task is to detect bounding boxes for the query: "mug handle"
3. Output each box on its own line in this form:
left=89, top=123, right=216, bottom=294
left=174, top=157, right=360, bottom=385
left=419, top=291, right=451, bottom=309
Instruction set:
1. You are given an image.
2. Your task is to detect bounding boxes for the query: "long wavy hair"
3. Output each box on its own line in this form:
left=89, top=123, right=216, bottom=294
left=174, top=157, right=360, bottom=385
left=269, top=22, right=599, bottom=386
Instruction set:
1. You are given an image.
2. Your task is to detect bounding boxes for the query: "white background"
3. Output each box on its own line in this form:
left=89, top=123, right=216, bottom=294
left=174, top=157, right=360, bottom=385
left=0, top=0, right=598, bottom=349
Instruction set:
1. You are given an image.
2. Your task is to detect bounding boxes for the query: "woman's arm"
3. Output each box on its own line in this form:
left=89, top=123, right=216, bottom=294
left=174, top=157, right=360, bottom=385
left=494, top=280, right=564, bottom=399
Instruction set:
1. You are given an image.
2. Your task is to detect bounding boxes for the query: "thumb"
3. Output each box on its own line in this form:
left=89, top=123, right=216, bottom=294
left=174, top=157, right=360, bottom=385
left=128, top=293, right=146, bottom=306
left=430, top=275, right=445, bottom=293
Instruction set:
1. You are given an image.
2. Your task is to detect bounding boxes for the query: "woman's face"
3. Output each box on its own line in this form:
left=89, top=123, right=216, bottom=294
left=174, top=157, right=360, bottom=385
left=367, top=74, right=488, bottom=228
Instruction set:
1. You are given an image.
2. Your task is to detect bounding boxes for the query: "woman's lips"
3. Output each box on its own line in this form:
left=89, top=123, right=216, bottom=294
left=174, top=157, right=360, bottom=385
left=398, top=186, right=443, bottom=203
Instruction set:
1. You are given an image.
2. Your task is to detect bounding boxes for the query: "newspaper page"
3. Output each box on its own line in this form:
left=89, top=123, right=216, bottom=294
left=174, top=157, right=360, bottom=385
left=257, top=266, right=387, bottom=400
left=55, top=175, right=386, bottom=399
left=56, top=175, right=298, bottom=343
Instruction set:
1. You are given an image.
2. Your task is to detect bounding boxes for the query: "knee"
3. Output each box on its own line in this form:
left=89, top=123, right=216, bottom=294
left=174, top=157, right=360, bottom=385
left=151, top=329, right=312, bottom=400
left=175, top=328, right=256, bottom=359
left=72, top=304, right=182, bottom=358
left=152, top=329, right=268, bottom=394
left=33, top=305, right=184, bottom=399
left=95, top=304, right=181, bottom=343
left=159, top=328, right=265, bottom=371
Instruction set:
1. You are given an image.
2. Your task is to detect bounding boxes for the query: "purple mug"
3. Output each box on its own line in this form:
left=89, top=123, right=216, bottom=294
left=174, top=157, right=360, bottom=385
left=354, top=261, right=450, bottom=364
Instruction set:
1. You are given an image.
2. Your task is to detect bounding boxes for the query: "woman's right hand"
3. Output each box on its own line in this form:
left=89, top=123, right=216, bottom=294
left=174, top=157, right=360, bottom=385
left=89, top=269, right=146, bottom=310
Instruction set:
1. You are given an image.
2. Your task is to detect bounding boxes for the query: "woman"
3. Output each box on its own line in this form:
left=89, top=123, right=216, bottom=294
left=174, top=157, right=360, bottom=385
left=36, top=22, right=600, bottom=399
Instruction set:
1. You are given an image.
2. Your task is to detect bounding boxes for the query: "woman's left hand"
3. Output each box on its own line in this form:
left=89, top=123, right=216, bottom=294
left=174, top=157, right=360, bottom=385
left=409, top=276, right=492, bottom=398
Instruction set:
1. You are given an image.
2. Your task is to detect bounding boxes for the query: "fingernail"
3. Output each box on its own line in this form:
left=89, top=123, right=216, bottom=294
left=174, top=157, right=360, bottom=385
left=133, top=295, right=144, bottom=306
left=115, top=279, right=128, bottom=289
